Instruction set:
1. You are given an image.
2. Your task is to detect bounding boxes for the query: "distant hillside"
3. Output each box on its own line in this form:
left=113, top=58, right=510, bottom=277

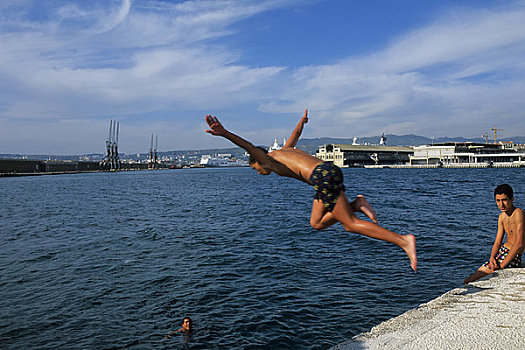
left=294, top=135, right=525, bottom=154
left=2, top=135, right=524, bottom=160
left=298, top=135, right=525, bottom=147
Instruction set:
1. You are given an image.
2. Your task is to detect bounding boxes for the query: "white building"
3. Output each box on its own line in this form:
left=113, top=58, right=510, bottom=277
left=410, top=142, right=525, bottom=166
left=316, top=144, right=413, bottom=167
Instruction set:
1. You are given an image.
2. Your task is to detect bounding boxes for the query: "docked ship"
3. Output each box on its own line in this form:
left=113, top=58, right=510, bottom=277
left=199, top=154, right=248, bottom=167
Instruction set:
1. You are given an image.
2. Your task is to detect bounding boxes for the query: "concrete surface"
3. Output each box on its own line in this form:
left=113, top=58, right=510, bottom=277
left=333, top=267, right=525, bottom=350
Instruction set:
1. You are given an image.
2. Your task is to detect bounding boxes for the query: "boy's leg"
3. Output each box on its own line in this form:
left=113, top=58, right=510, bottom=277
left=350, top=195, right=378, bottom=223
left=310, top=198, right=338, bottom=230
left=313, top=194, right=377, bottom=226
left=331, top=191, right=417, bottom=271
left=463, top=266, right=492, bottom=284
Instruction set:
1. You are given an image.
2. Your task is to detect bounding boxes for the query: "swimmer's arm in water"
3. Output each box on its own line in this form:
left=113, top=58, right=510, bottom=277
left=163, top=331, right=177, bottom=339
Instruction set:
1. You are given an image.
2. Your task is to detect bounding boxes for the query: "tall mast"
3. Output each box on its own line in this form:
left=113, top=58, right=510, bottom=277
left=154, top=135, right=158, bottom=167
left=108, top=120, right=113, bottom=143
left=149, top=134, right=154, bottom=168
left=115, top=121, right=120, bottom=169
left=106, top=120, right=113, bottom=158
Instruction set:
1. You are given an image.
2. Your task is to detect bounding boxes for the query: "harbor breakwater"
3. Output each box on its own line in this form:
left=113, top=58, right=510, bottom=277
left=0, top=158, right=149, bottom=177
left=333, top=267, right=525, bottom=350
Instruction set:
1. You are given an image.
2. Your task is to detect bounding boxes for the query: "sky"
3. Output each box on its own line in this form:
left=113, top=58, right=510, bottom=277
left=1, top=0, right=525, bottom=155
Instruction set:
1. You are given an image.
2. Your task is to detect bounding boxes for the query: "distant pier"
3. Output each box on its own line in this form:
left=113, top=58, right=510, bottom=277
left=365, top=162, right=525, bottom=169
left=0, top=158, right=150, bottom=177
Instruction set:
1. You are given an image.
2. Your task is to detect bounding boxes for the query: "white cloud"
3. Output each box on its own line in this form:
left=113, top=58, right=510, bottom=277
left=0, top=0, right=290, bottom=121
left=1, top=0, right=525, bottom=153
left=261, top=1, right=525, bottom=138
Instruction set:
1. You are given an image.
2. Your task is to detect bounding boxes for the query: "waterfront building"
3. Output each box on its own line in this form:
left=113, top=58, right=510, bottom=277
left=269, top=137, right=287, bottom=151
left=409, top=142, right=525, bottom=166
left=315, top=144, right=413, bottom=167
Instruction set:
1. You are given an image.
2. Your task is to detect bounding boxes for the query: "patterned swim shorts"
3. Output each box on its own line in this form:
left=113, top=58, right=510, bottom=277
left=309, top=162, right=345, bottom=212
left=482, top=245, right=522, bottom=270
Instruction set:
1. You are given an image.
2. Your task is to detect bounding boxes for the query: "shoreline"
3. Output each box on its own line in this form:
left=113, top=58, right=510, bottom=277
left=333, top=267, right=525, bottom=350
left=363, top=163, right=525, bottom=169
left=0, top=168, right=158, bottom=178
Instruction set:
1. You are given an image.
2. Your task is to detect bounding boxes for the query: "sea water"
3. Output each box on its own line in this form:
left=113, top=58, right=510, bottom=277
left=1, top=168, right=523, bottom=349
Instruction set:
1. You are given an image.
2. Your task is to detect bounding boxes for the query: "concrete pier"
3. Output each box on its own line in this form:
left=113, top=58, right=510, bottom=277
left=333, top=267, right=525, bottom=350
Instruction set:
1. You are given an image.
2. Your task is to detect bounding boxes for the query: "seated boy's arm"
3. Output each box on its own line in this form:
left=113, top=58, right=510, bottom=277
left=489, top=215, right=506, bottom=269
left=205, top=115, right=271, bottom=165
left=499, top=209, right=524, bottom=268
left=283, top=109, right=308, bottom=149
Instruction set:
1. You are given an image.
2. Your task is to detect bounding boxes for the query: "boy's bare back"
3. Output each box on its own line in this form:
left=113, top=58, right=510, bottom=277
left=268, top=148, right=322, bottom=183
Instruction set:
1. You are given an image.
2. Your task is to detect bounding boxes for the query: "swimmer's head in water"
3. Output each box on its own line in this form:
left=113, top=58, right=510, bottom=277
left=181, top=317, right=192, bottom=331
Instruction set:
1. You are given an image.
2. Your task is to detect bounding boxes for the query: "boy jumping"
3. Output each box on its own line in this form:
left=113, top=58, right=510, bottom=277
left=205, top=109, right=417, bottom=271
left=464, top=184, right=524, bottom=284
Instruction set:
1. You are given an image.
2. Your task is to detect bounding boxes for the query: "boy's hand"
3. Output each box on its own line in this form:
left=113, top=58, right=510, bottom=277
left=488, top=257, right=499, bottom=270
left=301, top=108, right=309, bottom=124
left=205, top=115, right=226, bottom=136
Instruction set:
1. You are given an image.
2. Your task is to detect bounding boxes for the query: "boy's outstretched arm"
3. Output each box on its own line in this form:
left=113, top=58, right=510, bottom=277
left=205, top=115, right=270, bottom=165
left=283, top=109, right=308, bottom=149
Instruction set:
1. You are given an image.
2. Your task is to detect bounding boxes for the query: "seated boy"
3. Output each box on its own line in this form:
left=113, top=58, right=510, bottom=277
left=464, top=184, right=524, bottom=284
left=205, top=109, right=417, bottom=271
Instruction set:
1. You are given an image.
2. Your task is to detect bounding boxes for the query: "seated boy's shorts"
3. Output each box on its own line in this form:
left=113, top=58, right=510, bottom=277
left=309, top=162, right=345, bottom=212
left=482, top=245, right=522, bottom=270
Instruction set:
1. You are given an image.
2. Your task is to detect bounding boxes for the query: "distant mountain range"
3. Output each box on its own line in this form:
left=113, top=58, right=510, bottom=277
left=168, top=134, right=525, bottom=155
left=299, top=134, right=525, bottom=147
left=294, top=134, right=525, bottom=154
left=2, top=134, right=524, bottom=160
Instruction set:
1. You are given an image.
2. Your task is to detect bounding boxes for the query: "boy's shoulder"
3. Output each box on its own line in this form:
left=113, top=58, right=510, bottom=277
left=507, top=207, right=524, bottom=223
left=498, top=207, right=523, bottom=220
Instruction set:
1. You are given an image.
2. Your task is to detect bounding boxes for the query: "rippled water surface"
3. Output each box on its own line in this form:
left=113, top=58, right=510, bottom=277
left=1, top=168, right=524, bottom=349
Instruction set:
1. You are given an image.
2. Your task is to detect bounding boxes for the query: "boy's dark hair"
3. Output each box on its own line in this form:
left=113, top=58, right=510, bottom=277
left=494, top=184, right=513, bottom=198
left=249, top=146, right=269, bottom=164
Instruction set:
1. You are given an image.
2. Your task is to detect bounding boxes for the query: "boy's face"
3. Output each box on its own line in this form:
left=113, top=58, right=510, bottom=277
left=250, top=161, right=271, bottom=175
left=495, top=193, right=514, bottom=213
left=182, top=319, right=191, bottom=330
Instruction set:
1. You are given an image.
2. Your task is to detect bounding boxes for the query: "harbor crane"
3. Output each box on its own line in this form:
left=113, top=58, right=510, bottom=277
left=102, top=119, right=120, bottom=170
left=491, top=126, right=504, bottom=144
left=149, top=134, right=159, bottom=169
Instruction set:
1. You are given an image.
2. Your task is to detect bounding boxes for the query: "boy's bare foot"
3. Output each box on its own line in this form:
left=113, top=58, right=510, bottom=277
left=353, top=195, right=378, bottom=223
left=404, top=234, right=417, bottom=271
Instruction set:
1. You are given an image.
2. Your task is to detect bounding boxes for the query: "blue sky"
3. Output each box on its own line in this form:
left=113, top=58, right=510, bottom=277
left=1, top=0, right=525, bottom=154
